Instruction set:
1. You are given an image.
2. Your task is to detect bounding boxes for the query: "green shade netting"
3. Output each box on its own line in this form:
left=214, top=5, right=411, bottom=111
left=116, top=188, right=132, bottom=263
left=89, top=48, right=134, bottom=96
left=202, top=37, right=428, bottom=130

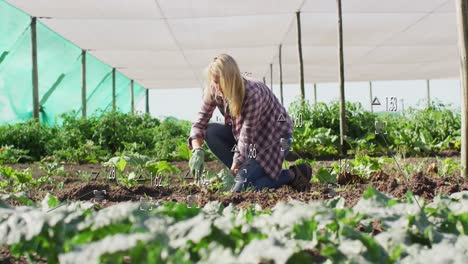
left=0, top=0, right=33, bottom=124
left=134, top=83, right=147, bottom=113
left=85, top=53, right=113, bottom=117
left=37, top=22, right=82, bottom=125
left=111, top=70, right=131, bottom=113
left=0, top=0, right=146, bottom=124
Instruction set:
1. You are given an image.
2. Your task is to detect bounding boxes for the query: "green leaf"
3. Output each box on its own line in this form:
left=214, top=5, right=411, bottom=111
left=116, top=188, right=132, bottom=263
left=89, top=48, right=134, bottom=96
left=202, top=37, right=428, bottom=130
left=116, top=158, right=127, bottom=173
left=0, top=193, right=35, bottom=206
left=293, top=220, right=317, bottom=240
left=456, top=212, right=468, bottom=235
left=315, top=167, right=336, bottom=183
left=41, top=193, right=60, bottom=209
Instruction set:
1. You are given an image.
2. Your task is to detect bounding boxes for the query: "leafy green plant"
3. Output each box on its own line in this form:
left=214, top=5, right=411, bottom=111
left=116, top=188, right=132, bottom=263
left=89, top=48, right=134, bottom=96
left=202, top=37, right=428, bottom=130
left=314, top=167, right=337, bottom=183
left=2, top=189, right=468, bottom=263
left=0, top=120, right=55, bottom=160
left=437, top=157, right=462, bottom=177
left=152, top=117, right=191, bottom=161
left=0, top=145, right=32, bottom=163
left=146, top=160, right=180, bottom=186
left=349, top=155, right=386, bottom=179
left=0, top=165, right=51, bottom=192
left=38, top=160, right=66, bottom=177
left=103, top=156, right=137, bottom=187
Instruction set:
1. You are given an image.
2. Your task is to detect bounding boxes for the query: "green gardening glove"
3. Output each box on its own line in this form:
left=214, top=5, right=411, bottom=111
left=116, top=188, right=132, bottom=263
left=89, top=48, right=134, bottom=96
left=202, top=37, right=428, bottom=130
left=217, top=168, right=235, bottom=191
left=189, top=148, right=205, bottom=184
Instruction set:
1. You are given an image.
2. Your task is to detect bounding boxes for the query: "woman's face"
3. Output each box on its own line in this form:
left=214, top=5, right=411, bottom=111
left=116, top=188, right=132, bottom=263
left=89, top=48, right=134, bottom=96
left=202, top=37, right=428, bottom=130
left=212, top=75, right=224, bottom=97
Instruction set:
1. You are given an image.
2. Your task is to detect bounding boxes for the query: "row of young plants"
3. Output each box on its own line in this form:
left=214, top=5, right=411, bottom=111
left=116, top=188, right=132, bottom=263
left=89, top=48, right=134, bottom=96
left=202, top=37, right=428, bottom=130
left=0, top=152, right=462, bottom=207
left=0, top=111, right=194, bottom=164
left=0, top=188, right=467, bottom=263
left=288, top=99, right=461, bottom=158
left=0, top=100, right=462, bottom=164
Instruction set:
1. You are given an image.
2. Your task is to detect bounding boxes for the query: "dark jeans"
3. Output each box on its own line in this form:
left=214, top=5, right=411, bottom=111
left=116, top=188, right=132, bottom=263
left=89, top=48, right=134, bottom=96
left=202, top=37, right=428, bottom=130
left=205, top=123, right=292, bottom=190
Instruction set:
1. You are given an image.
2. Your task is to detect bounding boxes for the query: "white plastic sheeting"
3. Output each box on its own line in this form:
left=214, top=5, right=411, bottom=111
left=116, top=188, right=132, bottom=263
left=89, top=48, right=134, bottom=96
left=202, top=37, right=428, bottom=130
left=5, top=0, right=459, bottom=89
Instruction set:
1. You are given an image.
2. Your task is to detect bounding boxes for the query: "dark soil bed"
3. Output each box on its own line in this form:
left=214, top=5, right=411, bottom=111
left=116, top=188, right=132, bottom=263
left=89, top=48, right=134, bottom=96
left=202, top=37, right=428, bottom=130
left=2, top=158, right=468, bottom=210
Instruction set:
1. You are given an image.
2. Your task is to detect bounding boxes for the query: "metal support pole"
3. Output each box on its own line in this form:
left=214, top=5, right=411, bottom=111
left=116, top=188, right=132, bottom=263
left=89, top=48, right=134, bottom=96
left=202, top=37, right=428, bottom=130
left=131, top=80, right=135, bottom=113
left=81, top=50, right=87, bottom=118
left=369, top=81, right=373, bottom=113
left=270, top=63, right=273, bottom=91
left=314, top=83, right=317, bottom=104
left=296, top=12, right=305, bottom=100
left=279, top=44, right=284, bottom=105
left=337, top=0, right=346, bottom=154
left=145, top=89, right=150, bottom=114
left=31, top=17, right=39, bottom=120
left=456, top=0, right=468, bottom=176
left=426, top=79, right=431, bottom=108
left=112, top=68, right=116, bottom=111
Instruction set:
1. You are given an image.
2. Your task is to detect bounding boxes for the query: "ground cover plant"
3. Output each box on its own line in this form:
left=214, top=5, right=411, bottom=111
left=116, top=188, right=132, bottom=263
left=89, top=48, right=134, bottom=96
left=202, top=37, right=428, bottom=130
left=0, top=187, right=467, bottom=263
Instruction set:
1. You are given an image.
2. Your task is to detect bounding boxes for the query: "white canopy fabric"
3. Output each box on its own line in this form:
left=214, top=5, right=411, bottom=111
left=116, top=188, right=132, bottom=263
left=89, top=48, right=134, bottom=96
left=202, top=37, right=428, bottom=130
left=6, top=0, right=459, bottom=89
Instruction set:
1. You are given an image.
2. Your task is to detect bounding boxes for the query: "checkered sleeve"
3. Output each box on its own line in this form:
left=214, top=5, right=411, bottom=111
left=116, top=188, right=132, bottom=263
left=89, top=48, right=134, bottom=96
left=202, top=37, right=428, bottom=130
left=188, top=96, right=216, bottom=149
left=233, top=89, right=261, bottom=166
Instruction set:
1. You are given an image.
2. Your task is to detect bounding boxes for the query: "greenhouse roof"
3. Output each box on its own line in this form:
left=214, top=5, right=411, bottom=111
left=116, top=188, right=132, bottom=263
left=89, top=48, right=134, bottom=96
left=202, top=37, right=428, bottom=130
left=5, top=0, right=459, bottom=89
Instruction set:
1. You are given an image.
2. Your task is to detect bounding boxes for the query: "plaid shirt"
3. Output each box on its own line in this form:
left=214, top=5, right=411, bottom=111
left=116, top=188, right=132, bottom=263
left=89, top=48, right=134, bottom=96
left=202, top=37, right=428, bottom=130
left=189, top=77, right=293, bottom=180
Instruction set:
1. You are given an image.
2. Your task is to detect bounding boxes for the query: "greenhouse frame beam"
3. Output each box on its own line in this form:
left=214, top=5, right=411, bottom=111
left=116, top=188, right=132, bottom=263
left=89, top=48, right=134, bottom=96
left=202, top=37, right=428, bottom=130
left=112, top=68, right=116, bottom=111
left=279, top=44, right=284, bottom=105
left=426, top=79, right=431, bottom=108
left=296, top=11, right=305, bottom=100
left=145, top=89, right=149, bottom=114
left=270, top=63, right=273, bottom=91
left=369, top=82, right=373, bottom=113
left=337, top=0, right=347, bottom=155
left=456, top=0, right=468, bottom=177
left=314, top=83, right=317, bottom=104
left=81, top=50, right=86, bottom=118
left=131, top=80, right=134, bottom=113
left=31, top=17, right=39, bottom=120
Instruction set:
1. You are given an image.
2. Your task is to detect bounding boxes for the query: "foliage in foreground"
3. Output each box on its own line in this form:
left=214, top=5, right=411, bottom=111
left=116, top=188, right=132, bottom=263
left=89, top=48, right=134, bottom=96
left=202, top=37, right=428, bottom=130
left=0, top=188, right=467, bottom=263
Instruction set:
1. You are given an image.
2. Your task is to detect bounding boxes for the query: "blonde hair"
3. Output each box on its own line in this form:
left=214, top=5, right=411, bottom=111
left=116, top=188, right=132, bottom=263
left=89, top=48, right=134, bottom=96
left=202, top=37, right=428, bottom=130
left=204, top=54, right=245, bottom=118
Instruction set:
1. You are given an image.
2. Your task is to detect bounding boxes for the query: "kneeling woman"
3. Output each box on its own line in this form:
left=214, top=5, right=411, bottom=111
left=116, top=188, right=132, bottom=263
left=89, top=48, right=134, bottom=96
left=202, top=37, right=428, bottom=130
left=188, top=54, right=311, bottom=192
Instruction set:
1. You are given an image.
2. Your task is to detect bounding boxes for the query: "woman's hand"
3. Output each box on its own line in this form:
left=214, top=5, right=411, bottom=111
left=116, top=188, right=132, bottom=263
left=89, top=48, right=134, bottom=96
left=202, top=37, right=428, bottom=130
left=189, top=148, right=205, bottom=183
left=190, top=138, right=204, bottom=150
left=230, top=162, right=240, bottom=175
